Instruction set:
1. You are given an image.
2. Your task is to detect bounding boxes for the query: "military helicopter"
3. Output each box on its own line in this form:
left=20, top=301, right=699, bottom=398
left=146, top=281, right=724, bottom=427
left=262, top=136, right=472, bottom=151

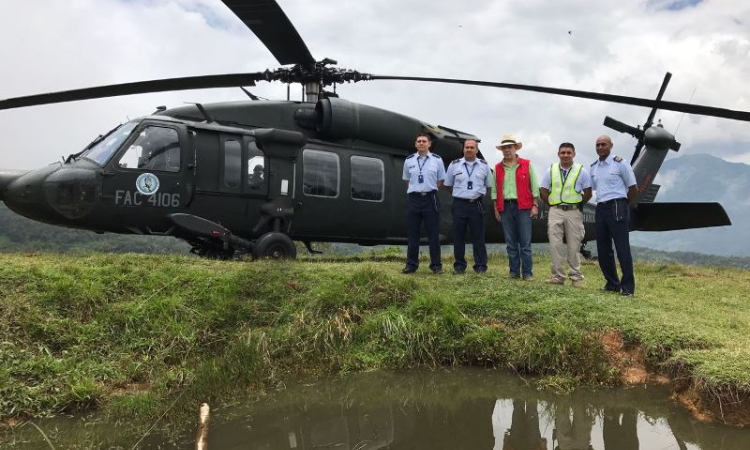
left=0, top=0, right=743, bottom=260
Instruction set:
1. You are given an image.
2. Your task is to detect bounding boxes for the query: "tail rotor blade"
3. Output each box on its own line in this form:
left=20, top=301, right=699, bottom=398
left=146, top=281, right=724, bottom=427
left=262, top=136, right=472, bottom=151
left=632, top=72, right=673, bottom=164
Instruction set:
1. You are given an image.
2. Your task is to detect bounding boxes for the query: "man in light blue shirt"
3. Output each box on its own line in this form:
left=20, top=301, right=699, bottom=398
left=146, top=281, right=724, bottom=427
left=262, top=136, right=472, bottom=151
left=402, top=133, right=446, bottom=274
left=590, top=135, right=638, bottom=296
left=444, top=139, right=493, bottom=274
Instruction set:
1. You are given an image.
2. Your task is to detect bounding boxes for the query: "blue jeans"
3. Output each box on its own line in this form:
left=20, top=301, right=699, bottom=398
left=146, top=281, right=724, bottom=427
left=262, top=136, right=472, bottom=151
left=500, top=202, right=533, bottom=277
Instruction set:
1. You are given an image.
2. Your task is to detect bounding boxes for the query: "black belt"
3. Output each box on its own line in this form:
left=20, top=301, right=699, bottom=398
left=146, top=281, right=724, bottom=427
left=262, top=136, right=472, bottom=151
left=409, top=190, right=437, bottom=197
left=598, top=198, right=627, bottom=205
left=504, top=199, right=517, bottom=203
left=551, top=204, right=580, bottom=211
left=455, top=197, right=482, bottom=203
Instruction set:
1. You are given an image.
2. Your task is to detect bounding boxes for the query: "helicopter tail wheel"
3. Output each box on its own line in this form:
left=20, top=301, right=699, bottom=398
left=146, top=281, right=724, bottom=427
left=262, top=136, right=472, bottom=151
left=251, top=232, right=297, bottom=260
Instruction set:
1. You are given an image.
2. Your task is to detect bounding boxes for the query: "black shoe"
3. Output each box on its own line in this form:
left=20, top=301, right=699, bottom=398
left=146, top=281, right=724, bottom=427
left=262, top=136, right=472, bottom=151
left=602, top=286, right=620, bottom=293
left=431, top=267, right=443, bottom=274
left=402, top=267, right=417, bottom=274
left=453, top=269, right=465, bottom=275
left=474, top=267, right=487, bottom=274
left=620, top=291, right=633, bottom=297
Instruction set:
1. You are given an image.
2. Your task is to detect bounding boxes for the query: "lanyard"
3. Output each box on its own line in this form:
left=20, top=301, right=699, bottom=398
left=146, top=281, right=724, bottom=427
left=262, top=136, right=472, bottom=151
left=560, top=166, right=569, bottom=182
left=463, top=161, right=476, bottom=179
left=417, top=156, right=428, bottom=174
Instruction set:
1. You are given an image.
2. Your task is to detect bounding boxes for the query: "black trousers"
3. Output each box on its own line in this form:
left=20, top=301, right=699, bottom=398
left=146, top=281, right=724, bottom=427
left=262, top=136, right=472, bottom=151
left=452, top=198, right=487, bottom=272
left=595, top=198, right=635, bottom=294
left=405, top=192, right=442, bottom=270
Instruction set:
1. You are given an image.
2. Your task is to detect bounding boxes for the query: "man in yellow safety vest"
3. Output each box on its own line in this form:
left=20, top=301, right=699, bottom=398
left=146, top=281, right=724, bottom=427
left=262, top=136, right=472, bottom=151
left=540, top=142, right=592, bottom=287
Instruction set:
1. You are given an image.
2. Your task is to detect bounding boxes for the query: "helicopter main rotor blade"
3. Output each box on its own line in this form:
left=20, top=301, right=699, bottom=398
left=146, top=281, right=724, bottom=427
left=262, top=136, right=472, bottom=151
left=370, top=75, right=750, bottom=123
left=219, top=0, right=315, bottom=66
left=0, top=73, right=269, bottom=111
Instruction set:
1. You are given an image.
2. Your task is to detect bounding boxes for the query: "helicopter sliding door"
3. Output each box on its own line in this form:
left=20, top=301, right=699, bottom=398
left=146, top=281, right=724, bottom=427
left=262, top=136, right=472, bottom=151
left=190, top=129, right=268, bottom=235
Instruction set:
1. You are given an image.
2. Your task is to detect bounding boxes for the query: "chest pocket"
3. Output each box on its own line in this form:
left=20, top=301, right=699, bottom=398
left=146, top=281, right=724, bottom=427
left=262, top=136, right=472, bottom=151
left=606, top=169, right=621, bottom=187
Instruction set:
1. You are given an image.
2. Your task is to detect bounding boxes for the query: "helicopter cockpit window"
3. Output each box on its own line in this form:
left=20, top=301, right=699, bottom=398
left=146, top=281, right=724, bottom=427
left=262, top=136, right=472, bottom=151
left=303, top=149, right=339, bottom=198
left=81, top=121, right=138, bottom=166
left=351, top=156, right=384, bottom=202
left=117, top=126, right=180, bottom=172
left=224, top=139, right=242, bottom=189
left=247, top=141, right=266, bottom=192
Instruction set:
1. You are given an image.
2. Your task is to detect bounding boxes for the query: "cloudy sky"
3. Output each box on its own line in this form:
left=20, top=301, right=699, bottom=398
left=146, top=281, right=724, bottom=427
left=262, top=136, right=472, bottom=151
left=1, top=0, right=748, bottom=174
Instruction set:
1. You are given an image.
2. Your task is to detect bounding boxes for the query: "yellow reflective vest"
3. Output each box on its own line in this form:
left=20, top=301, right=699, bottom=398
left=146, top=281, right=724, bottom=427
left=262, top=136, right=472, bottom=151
left=548, top=163, right=583, bottom=205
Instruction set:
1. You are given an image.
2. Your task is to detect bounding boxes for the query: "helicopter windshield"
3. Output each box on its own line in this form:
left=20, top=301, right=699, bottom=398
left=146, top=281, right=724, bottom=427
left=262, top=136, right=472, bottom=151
left=80, top=121, right=139, bottom=166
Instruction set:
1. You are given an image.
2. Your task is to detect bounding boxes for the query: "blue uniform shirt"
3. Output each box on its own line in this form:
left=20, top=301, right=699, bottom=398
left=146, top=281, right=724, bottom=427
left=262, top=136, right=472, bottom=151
left=590, top=154, right=637, bottom=202
left=444, top=157, right=493, bottom=199
left=403, top=152, right=446, bottom=193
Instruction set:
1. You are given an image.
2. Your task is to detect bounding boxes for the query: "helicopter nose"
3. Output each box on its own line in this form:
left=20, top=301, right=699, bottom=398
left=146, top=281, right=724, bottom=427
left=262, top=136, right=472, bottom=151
left=3, top=163, right=63, bottom=223
left=4, top=163, right=100, bottom=224
left=0, top=169, right=28, bottom=201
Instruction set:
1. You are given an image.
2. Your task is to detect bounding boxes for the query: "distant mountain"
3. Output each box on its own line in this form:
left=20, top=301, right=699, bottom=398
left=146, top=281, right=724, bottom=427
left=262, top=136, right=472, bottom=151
left=631, top=153, right=750, bottom=256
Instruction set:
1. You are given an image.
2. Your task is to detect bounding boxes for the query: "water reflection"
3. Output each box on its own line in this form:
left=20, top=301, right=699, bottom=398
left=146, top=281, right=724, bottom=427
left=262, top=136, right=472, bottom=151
left=554, top=401, right=594, bottom=450
left=602, top=409, right=638, bottom=450
left=6, top=369, right=750, bottom=449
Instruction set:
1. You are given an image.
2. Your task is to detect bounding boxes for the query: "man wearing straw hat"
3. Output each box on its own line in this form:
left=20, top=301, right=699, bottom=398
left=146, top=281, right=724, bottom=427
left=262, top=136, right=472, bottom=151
left=490, top=134, right=540, bottom=281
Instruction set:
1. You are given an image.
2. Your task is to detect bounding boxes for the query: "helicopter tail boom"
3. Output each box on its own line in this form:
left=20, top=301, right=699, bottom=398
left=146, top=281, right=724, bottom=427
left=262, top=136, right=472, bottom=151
left=632, top=202, right=731, bottom=231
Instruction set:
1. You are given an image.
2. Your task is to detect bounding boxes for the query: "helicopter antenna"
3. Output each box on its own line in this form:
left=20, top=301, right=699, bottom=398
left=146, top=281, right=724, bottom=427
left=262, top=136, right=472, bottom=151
left=240, top=86, right=260, bottom=101
left=674, top=86, right=697, bottom=137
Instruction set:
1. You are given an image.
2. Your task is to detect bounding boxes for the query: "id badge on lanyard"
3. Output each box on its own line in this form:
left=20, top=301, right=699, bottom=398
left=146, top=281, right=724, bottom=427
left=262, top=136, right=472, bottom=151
left=464, top=162, right=475, bottom=190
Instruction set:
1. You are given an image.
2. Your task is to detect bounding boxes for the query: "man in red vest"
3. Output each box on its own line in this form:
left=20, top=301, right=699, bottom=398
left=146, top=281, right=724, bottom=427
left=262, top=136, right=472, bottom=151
left=490, top=134, right=540, bottom=280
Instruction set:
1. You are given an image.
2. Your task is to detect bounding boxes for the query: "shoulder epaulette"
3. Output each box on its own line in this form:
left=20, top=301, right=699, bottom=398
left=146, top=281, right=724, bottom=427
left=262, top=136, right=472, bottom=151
left=406, top=154, right=416, bottom=160
left=613, top=156, right=623, bottom=163
left=431, top=153, right=442, bottom=159
left=451, top=158, right=462, bottom=165
left=479, top=159, right=488, bottom=165
left=590, top=161, right=597, bottom=167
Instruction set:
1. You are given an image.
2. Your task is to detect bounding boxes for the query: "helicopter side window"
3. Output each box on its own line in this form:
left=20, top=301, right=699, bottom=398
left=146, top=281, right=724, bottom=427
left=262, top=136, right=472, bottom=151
left=303, top=149, right=339, bottom=198
left=247, top=141, right=267, bottom=192
left=351, top=156, right=384, bottom=202
left=117, top=126, right=180, bottom=172
left=224, top=139, right=242, bottom=189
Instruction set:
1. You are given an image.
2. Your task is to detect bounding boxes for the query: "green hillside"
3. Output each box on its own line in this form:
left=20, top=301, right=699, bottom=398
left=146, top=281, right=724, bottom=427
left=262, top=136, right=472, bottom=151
left=1, top=252, right=749, bottom=429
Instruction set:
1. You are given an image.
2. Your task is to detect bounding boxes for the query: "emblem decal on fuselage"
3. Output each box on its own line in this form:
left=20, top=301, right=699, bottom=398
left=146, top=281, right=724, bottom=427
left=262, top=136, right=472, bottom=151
left=136, top=173, right=160, bottom=195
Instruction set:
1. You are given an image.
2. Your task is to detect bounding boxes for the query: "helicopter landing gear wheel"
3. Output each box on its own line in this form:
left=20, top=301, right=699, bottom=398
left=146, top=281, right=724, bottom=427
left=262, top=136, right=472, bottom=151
left=251, top=232, right=297, bottom=260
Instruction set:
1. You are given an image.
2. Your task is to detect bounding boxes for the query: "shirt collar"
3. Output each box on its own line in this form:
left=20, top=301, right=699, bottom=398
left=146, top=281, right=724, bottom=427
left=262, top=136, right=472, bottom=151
left=597, top=154, right=614, bottom=166
left=417, top=151, right=431, bottom=159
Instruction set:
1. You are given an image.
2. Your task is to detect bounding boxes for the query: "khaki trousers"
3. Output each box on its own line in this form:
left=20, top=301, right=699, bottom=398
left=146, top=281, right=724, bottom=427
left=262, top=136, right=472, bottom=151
left=547, top=206, right=585, bottom=281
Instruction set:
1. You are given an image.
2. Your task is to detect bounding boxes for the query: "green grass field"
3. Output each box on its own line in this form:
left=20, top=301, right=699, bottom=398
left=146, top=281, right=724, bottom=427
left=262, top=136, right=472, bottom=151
left=1, top=250, right=749, bottom=424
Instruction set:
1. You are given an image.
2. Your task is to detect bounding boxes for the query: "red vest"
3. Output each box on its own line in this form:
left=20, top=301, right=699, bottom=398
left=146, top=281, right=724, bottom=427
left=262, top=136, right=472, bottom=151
left=494, top=158, right=534, bottom=212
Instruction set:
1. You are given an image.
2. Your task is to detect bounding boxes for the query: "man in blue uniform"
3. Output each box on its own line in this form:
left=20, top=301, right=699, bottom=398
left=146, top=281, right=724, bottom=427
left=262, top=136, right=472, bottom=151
left=591, top=135, right=638, bottom=296
left=444, top=139, right=493, bottom=274
left=402, top=133, right=446, bottom=274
